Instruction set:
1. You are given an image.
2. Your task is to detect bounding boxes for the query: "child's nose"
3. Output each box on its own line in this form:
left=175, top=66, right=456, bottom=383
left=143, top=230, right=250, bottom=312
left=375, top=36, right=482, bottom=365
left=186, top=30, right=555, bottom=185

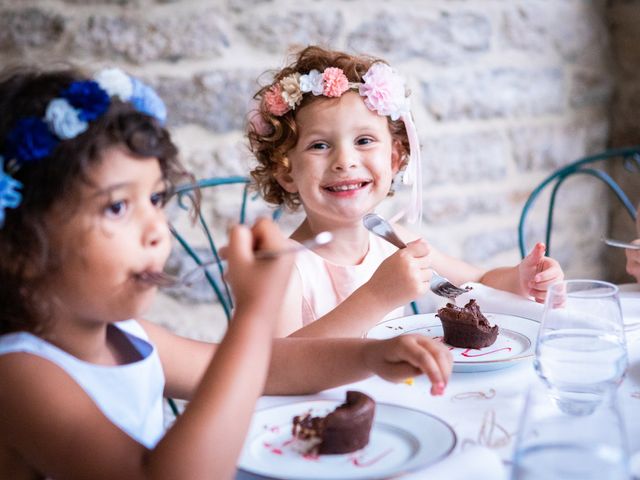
left=142, top=208, right=169, bottom=248
left=331, top=146, right=358, bottom=171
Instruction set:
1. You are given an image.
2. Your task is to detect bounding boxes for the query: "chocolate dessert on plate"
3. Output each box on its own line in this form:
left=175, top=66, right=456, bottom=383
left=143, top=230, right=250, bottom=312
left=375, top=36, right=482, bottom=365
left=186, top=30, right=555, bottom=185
left=292, top=390, right=375, bottom=454
left=436, top=299, right=499, bottom=349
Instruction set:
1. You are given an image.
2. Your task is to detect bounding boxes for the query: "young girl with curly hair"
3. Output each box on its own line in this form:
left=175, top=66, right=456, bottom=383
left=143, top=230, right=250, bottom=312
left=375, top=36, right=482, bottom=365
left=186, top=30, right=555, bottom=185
left=248, top=45, right=564, bottom=338
left=0, top=65, right=452, bottom=479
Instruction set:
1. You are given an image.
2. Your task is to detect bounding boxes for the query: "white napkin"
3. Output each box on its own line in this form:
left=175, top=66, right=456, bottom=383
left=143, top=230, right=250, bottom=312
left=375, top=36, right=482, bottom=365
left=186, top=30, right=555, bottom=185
left=456, top=282, right=544, bottom=322
left=403, top=446, right=507, bottom=480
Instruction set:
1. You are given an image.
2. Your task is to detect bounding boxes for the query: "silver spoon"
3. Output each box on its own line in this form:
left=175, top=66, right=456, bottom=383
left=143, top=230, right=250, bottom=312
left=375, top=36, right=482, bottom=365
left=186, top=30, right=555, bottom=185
left=602, top=237, right=640, bottom=250
left=362, top=213, right=471, bottom=300
left=140, top=231, right=333, bottom=287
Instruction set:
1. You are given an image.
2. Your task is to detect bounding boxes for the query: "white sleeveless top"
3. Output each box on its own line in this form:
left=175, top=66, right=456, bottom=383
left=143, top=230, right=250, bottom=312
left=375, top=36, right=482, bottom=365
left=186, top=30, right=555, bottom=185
left=294, top=232, right=409, bottom=326
left=0, top=320, right=165, bottom=448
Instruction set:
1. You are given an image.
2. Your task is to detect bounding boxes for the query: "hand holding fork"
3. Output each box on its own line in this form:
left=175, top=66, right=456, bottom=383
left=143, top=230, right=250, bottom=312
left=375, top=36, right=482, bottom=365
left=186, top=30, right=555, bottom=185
left=363, top=213, right=471, bottom=300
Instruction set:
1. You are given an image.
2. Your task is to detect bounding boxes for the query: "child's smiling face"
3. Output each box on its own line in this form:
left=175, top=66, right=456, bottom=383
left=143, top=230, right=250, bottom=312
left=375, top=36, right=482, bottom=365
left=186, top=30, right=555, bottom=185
left=276, top=91, right=402, bottom=230
left=44, top=146, right=172, bottom=326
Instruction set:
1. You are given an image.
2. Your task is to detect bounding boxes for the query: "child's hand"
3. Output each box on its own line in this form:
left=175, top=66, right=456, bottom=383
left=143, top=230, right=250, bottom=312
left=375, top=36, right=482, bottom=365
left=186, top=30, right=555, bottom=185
left=223, top=218, right=295, bottom=316
left=518, top=242, right=564, bottom=303
left=362, top=334, right=452, bottom=396
left=367, top=239, right=432, bottom=310
left=625, top=240, right=640, bottom=282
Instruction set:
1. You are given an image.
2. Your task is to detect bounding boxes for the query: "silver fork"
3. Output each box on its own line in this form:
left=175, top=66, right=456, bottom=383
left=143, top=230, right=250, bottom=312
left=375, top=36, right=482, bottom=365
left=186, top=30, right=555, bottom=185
left=139, top=231, right=333, bottom=287
left=602, top=237, right=640, bottom=250
left=363, top=213, right=471, bottom=300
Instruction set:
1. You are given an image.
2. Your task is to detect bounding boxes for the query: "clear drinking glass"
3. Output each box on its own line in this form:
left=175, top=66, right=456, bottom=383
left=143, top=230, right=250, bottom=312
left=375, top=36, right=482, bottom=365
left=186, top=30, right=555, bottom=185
left=511, top=382, right=629, bottom=479
left=534, top=280, right=628, bottom=415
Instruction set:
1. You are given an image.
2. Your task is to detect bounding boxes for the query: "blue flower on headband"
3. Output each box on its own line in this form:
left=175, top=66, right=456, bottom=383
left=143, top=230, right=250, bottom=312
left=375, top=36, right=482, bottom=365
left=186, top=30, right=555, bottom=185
left=2, top=69, right=168, bottom=168
left=61, top=80, right=110, bottom=122
left=0, top=156, right=22, bottom=227
left=5, top=117, right=59, bottom=163
left=45, top=98, right=88, bottom=140
left=130, top=77, right=167, bottom=125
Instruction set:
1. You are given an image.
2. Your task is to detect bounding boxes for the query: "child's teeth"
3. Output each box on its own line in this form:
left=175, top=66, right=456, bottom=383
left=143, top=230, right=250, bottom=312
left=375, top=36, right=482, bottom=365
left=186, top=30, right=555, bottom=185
left=330, top=183, right=362, bottom=191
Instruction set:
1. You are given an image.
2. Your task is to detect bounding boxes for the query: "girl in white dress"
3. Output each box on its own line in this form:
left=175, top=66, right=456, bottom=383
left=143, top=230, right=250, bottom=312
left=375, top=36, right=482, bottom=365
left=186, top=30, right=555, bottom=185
left=0, top=66, right=452, bottom=479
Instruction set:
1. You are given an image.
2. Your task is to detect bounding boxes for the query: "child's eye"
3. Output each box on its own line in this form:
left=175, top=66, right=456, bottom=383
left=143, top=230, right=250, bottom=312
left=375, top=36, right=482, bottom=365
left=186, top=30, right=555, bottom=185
left=310, top=142, right=329, bottom=150
left=151, top=190, right=168, bottom=207
left=105, top=200, right=128, bottom=219
left=356, top=137, right=375, bottom=146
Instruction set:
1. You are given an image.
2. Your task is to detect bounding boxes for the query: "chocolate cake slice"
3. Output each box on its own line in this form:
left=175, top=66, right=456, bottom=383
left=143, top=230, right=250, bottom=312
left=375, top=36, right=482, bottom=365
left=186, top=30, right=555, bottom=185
left=436, top=299, right=499, bottom=349
left=292, top=391, right=375, bottom=454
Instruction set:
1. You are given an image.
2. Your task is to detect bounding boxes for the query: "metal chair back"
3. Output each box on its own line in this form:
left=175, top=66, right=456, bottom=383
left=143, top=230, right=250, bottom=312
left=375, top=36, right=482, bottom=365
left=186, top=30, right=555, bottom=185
left=518, top=146, right=640, bottom=258
left=168, top=175, right=285, bottom=322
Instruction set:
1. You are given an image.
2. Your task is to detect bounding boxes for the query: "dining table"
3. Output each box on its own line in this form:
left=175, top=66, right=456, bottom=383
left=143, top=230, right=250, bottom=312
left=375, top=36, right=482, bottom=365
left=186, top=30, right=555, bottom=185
left=236, top=282, right=640, bottom=480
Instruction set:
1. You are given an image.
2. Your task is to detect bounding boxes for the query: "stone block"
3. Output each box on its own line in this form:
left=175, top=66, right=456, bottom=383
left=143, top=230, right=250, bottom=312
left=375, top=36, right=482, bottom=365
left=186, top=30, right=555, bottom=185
left=501, top=2, right=608, bottom=64
left=184, top=141, right=253, bottom=180
left=0, top=8, right=65, bottom=50
left=72, top=8, right=229, bottom=63
left=237, top=10, right=343, bottom=53
left=422, top=68, right=564, bottom=121
left=155, top=70, right=259, bottom=131
left=228, top=0, right=274, bottom=12
left=509, top=120, right=609, bottom=172
left=422, top=130, right=508, bottom=184
left=462, top=228, right=517, bottom=263
left=422, top=193, right=513, bottom=224
left=347, top=10, right=490, bottom=64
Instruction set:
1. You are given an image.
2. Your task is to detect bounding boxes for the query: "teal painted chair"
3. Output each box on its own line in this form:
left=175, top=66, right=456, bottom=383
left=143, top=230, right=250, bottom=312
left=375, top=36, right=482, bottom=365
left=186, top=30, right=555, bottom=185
left=518, top=146, right=640, bottom=259
left=170, top=176, right=252, bottom=321
left=165, top=175, right=274, bottom=416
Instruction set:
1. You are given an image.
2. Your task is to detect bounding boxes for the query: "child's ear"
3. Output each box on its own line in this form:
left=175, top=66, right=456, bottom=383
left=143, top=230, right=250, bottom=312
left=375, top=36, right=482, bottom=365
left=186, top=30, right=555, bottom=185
left=274, top=159, right=298, bottom=193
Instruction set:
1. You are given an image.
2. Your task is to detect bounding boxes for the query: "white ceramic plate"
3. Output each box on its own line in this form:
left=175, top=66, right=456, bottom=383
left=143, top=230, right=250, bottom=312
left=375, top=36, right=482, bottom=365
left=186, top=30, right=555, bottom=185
left=238, top=399, right=456, bottom=480
left=366, top=313, right=539, bottom=372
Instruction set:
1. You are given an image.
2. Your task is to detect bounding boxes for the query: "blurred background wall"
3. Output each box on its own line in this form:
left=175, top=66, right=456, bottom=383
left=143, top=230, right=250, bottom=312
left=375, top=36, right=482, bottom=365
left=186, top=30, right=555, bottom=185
left=0, top=0, right=638, bottom=339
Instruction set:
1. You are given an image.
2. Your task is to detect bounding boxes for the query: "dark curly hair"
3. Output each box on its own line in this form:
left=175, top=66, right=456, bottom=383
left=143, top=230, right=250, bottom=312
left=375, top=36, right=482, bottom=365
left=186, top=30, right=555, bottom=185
left=0, top=66, right=190, bottom=334
left=247, top=46, right=410, bottom=211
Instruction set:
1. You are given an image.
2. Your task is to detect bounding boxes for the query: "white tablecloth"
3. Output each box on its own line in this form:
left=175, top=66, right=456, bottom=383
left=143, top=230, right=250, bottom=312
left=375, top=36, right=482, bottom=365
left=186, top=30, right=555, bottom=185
left=237, top=283, right=640, bottom=479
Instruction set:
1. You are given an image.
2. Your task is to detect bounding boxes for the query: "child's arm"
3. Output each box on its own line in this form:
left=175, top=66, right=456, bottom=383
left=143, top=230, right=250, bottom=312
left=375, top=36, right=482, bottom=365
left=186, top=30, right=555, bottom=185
left=393, top=225, right=564, bottom=303
left=0, top=218, right=294, bottom=480
left=476, top=242, right=564, bottom=302
left=149, top=218, right=294, bottom=479
left=265, top=334, right=452, bottom=396
left=286, top=238, right=433, bottom=337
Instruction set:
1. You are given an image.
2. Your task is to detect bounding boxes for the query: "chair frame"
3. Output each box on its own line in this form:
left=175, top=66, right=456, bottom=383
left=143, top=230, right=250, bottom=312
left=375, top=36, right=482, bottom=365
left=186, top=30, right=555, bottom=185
left=170, top=176, right=251, bottom=321
left=518, top=146, right=640, bottom=258
left=166, top=176, right=251, bottom=417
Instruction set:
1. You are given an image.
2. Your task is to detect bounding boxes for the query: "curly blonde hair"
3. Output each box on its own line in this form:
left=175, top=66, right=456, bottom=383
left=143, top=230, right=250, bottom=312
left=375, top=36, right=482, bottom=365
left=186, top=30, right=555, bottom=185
left=247, top=46, right=410, bottom=211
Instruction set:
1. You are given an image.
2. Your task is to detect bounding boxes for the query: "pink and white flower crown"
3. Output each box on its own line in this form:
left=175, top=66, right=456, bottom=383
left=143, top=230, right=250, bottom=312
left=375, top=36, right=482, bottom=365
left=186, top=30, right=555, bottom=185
left=263, top=63, right=410, bottom=120
left=261, top=62, right=423, bottom=225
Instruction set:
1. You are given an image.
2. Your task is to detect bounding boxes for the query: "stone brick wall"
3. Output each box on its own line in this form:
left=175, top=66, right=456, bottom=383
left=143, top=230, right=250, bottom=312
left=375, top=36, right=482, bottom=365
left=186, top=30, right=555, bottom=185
left=1, top=0, right=635, bottom=338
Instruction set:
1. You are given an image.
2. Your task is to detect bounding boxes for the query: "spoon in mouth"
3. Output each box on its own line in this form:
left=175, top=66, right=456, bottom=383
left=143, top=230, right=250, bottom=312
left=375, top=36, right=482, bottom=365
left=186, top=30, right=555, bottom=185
left=138, top=230, right=333, bottom=287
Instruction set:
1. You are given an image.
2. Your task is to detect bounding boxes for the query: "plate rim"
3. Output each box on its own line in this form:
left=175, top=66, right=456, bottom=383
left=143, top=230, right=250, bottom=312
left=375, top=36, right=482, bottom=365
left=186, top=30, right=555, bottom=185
left=239, top=398, right=458, bottom=480
left=365, top=312, right=539, bottom=366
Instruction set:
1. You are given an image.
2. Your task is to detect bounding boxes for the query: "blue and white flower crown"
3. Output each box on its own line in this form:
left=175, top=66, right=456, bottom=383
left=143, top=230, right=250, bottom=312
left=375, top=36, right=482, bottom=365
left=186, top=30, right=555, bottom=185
left=0, top=68, right=167, bottom=227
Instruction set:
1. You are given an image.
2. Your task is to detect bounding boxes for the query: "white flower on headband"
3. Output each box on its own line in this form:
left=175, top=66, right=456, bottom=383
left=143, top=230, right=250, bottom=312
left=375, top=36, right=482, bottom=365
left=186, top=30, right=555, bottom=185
left=299, top=69, right=323, bottom=96
left=44, top=98, right=88, bottom=140
left=280, top=73, right=303, bottom=108
left=94, top=68, right=133, bottom=101
left=359, top=63, right=410, bottom=121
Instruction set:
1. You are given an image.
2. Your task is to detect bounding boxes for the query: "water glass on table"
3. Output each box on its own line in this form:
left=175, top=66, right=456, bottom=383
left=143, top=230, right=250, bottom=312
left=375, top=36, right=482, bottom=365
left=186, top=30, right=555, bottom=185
left=534, top=279, right=628, bottom=415
left=511, top=381, right=629, bottom=479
